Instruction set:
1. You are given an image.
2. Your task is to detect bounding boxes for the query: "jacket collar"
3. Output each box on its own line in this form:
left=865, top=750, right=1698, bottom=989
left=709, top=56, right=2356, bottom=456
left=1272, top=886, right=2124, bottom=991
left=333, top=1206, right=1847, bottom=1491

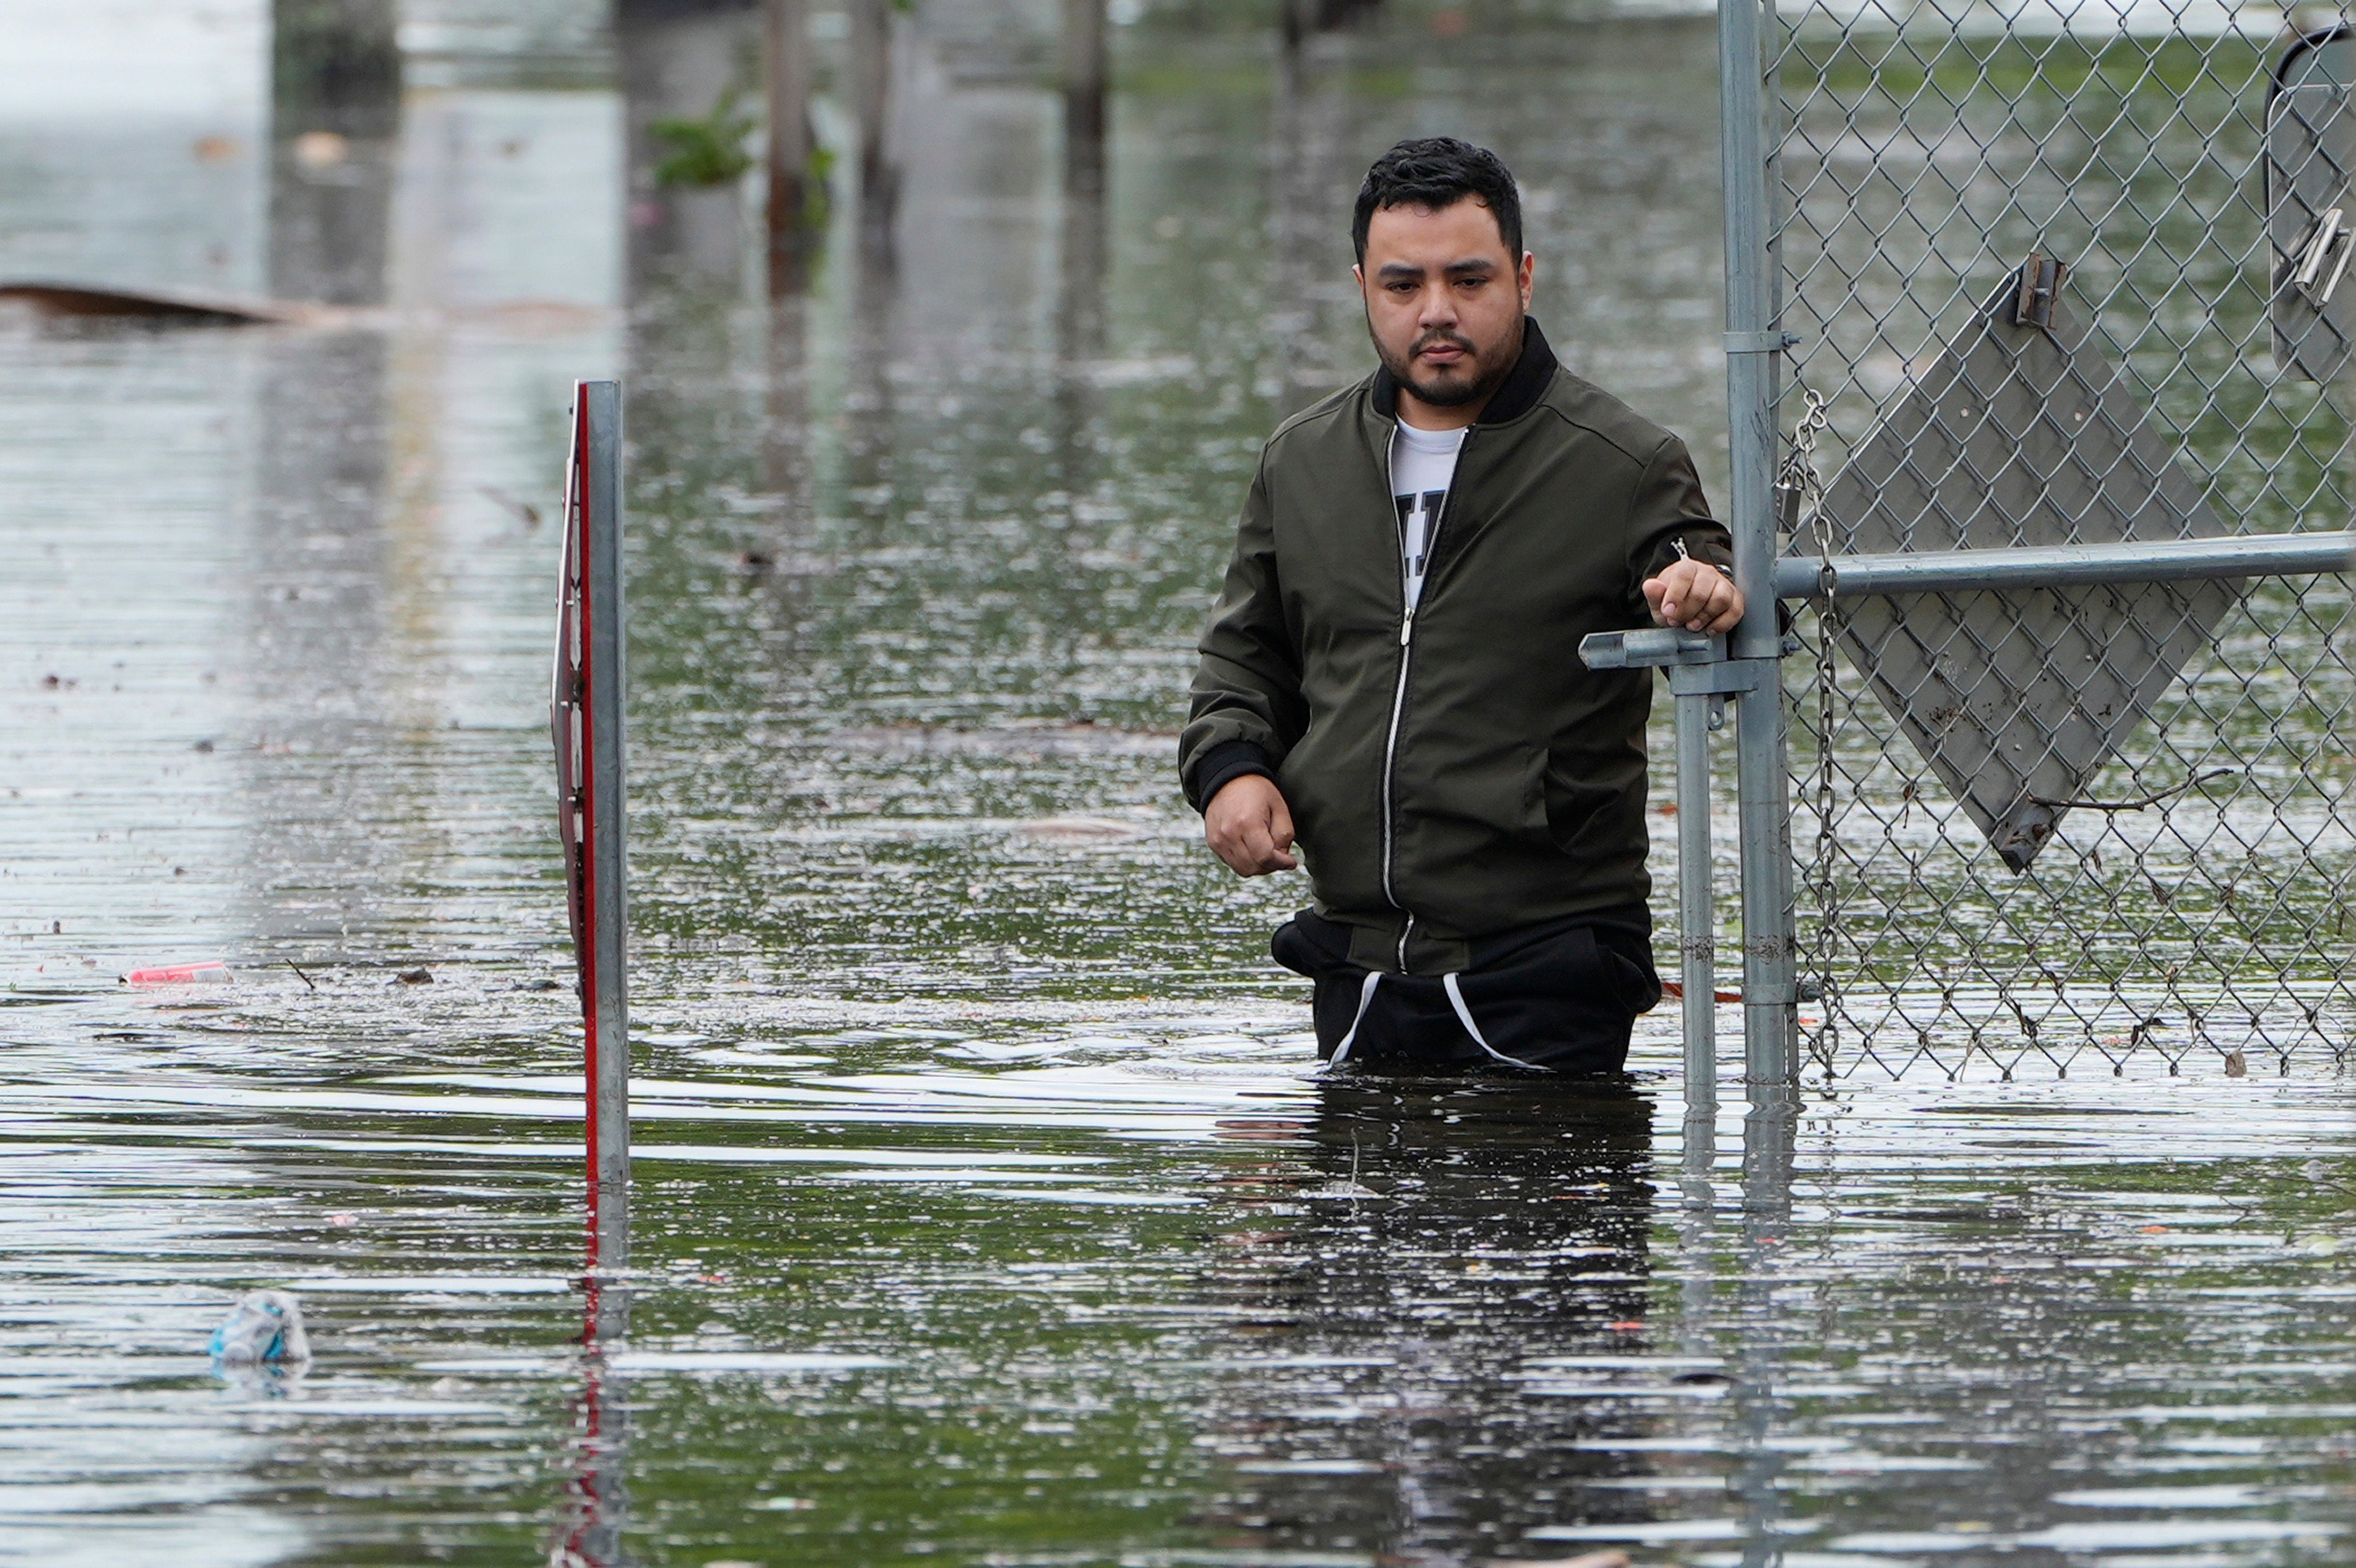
left=1369, top=314, right=1558, bottom=427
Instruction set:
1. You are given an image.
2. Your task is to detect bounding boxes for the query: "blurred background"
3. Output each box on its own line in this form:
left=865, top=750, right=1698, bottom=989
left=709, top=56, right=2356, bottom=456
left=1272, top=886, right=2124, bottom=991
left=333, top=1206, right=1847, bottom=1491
left=0, top=0, right=1732, bottom=995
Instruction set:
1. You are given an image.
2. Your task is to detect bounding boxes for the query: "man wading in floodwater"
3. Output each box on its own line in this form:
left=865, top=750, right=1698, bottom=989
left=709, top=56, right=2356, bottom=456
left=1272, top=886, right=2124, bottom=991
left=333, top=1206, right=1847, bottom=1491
left=1180, top=137, right=1745, bottom=1074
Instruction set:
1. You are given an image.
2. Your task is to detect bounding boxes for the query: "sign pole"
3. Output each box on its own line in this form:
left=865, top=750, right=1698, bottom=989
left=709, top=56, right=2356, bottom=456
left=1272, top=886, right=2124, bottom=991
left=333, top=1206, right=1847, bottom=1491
left=557, top=379, right=630, bottom=1286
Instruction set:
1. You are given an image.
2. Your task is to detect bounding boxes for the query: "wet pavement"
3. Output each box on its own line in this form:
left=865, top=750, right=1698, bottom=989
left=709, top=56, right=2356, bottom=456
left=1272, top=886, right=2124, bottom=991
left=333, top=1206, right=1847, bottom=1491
left=1, top=4, right=2351, bottom=1566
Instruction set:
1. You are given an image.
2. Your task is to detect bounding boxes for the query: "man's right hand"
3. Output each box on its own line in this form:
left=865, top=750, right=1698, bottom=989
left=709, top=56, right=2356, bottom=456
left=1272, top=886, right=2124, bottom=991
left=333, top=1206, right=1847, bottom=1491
left=1202, top=774, right=1298, bottom=877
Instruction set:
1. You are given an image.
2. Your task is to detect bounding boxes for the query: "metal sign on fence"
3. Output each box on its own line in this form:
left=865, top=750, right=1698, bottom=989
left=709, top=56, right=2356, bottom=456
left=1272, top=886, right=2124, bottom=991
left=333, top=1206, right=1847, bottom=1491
left=2269, top=29, right=2356, bottom=379
left=1814, top=273, right=2233, bottom=871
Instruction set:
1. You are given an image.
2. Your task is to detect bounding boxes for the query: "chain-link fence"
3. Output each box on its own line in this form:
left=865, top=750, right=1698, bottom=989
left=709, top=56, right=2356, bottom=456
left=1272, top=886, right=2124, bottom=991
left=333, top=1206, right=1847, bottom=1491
left=1769, top=0, right=2355, bottom=1079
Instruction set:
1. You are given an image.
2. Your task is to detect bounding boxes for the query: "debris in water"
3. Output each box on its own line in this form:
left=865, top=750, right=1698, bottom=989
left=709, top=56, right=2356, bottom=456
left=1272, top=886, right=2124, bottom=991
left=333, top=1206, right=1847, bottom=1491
left=291, top=130, right=348, bottom=169
left=478, top=484, right=541, bottom=528
left=836, top=724, right=1172, bottom=758
left=0, top=281, right=301, bottom=325
left=1516, top=1554, right=1630, bottom=1568
left=2223, top=1049, right=2248, bottom=1078
left=208, top=1289, right=311, bottom=1364
left=393, top=968, right=434, bottom=985
left=125, top=961, right=232, bottom=986
left=1012, top=815, right=1154, bottom=843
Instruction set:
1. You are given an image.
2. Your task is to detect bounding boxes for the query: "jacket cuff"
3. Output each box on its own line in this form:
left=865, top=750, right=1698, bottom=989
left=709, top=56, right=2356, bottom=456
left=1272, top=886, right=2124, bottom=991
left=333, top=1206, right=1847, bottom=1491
left=1186, top=740, right=1278, bottom=812
left=1645, top=526, right=1735, bottom=577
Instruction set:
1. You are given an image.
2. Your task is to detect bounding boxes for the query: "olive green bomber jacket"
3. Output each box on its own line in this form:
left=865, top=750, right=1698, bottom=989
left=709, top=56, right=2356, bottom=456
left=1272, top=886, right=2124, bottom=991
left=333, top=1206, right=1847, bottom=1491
left=1178, top=318, right=1734, bottom=976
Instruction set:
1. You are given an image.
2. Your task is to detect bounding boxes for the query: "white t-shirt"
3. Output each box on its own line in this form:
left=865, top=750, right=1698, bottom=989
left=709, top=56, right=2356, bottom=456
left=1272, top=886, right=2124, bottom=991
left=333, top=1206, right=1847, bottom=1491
left=1391, top=421, right=1467, bottom=610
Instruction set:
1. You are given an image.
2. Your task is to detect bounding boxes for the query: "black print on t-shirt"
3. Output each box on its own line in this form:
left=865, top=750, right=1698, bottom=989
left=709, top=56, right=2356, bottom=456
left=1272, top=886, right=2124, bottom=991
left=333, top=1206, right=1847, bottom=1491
left=1395, top=489, right=1446, bottom=574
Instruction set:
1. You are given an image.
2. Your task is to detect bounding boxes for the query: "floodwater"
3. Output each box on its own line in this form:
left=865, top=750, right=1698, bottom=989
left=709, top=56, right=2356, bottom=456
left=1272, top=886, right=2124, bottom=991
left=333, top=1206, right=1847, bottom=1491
left=2, top=4, right=2352, bottom=1566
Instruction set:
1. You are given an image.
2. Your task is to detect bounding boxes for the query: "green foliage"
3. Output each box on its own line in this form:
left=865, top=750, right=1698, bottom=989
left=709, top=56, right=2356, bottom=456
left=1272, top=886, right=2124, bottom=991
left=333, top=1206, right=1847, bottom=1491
left=1792, top=32, right=2264, bottom=101
left=801, top=141, right=838, bottom=228
left=651, top=94, right=757, bottom=189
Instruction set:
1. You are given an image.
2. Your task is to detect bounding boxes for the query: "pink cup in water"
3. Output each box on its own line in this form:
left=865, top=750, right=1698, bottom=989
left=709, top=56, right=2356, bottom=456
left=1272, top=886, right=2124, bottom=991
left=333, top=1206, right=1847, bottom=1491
left=124, top=962, right=233, bottom=986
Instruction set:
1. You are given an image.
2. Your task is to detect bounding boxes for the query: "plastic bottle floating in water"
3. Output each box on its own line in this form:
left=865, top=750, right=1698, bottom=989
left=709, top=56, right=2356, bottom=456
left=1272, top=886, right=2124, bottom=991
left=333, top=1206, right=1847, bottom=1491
left=124, top=961, right=232, bottom=986
left=209, top=1289, right=310, bottom=1365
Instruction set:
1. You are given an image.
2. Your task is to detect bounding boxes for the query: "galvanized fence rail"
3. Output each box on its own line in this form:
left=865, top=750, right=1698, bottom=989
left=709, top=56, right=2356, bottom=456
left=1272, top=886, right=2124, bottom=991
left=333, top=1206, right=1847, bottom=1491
left=1732, top=0, right=2356, bottom=1082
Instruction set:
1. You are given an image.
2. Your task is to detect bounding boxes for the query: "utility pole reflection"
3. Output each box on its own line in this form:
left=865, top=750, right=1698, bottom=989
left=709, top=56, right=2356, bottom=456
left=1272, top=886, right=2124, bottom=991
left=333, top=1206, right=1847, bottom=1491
left=549, top=1273, right=632, bottom=1567
left=1731, top=1085, right=1799, bottom=1567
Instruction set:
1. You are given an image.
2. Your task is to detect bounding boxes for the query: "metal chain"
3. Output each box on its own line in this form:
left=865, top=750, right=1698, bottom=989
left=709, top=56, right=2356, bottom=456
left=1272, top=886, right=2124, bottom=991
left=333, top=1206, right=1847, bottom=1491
left=1777, top=387, right=1841, bottom=1075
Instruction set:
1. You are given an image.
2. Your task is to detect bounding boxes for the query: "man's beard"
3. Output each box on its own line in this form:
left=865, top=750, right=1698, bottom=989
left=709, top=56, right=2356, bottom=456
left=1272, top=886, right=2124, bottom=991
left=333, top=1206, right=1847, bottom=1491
left=1373, top=317, right=1522, bottom=409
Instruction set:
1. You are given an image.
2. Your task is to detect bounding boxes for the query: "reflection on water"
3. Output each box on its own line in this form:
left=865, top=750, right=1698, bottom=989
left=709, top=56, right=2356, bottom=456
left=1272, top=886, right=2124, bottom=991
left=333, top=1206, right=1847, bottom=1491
left=1, top=5, right=2353, bottom=1567
left=1194, top=1081, right=1662, bottom=1561
left=550, top=1276, right=631, bottom=1568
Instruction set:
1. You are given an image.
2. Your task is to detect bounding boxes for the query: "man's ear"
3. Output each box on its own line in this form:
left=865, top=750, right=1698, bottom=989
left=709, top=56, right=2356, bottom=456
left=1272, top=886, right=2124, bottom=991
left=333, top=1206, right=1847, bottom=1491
left=1352, top=262, right=1365, bottom=294
left=1518, top=251, right=1535, bottom=310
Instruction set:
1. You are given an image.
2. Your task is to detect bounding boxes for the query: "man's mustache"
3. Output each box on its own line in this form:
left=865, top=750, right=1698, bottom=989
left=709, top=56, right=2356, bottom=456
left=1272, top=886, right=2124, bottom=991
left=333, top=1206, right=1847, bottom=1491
left=1412, top=329, right=1476, bottom=359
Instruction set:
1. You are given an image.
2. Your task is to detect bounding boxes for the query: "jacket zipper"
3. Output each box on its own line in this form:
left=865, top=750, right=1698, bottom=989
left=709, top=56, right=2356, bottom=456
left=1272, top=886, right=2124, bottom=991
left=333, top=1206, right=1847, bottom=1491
left=1377, top=425, right=1471, bottom=974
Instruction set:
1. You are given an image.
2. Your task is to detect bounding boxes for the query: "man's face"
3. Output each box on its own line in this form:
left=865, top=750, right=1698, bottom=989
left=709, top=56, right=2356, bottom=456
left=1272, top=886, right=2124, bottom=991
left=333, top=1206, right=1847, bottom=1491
left=1354, top=197, right=1535, bottom=421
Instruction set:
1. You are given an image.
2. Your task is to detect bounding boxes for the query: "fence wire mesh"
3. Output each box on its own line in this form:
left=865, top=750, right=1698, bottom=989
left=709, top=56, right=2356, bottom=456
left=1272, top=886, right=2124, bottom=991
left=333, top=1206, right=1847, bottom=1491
left=1769, top=0, right=2356, bottom=1080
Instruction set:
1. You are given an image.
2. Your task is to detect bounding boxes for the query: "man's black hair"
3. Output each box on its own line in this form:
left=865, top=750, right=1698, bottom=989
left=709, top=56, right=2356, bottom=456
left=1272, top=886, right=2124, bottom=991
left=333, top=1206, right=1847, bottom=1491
left=1351, top=137, right=1523, bottom=265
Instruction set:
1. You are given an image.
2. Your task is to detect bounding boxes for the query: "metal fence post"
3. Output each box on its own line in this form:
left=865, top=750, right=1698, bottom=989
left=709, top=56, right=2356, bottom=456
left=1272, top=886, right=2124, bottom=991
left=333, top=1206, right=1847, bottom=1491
left=1580, top=626, right=1746, bottom=1127
left=1674, top=686, right=1719, bottom=1154
left=1719, top=0, right=1799, bottom=1087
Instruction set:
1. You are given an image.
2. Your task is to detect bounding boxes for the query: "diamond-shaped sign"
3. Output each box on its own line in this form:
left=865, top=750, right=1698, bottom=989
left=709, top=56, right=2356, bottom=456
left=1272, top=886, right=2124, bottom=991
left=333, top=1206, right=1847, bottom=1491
left=2269, top=33, right=2356, bottom=380
left=1813, top=280, right=2231, bottom=871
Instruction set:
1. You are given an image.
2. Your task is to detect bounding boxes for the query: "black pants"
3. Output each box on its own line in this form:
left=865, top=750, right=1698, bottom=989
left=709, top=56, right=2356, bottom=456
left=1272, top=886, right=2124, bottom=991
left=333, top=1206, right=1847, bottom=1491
left=1272, top=909, right=1660, bottom=1075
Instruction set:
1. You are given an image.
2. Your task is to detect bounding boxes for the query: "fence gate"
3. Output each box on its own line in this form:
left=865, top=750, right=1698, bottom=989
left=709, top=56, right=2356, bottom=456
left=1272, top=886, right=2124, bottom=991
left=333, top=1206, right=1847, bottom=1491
left=1754, top=0, right=2356, bottom=1081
